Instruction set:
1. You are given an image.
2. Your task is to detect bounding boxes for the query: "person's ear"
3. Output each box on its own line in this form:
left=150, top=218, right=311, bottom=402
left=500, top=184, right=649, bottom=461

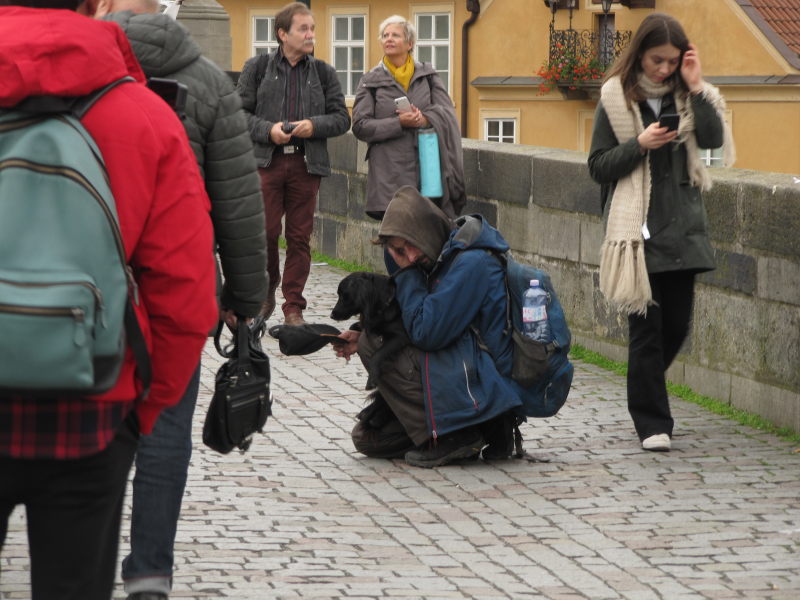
left=93, top=0, right=114, bottom=17
left=277, top=28, right=288, bottom=44
left=75, top=0, right=99, bottom=17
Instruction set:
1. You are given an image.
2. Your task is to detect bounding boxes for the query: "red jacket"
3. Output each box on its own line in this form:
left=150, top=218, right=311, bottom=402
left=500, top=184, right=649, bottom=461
left=0, top=8, right=218, bottom=434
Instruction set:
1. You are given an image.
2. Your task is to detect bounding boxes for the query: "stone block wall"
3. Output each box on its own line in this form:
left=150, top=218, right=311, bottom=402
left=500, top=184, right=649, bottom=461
left=312, top=133, right=800, bottom=432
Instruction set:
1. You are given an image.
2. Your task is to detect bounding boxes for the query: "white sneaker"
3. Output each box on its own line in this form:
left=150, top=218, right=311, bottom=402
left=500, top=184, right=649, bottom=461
left=641, top=433, right=671, bottom=452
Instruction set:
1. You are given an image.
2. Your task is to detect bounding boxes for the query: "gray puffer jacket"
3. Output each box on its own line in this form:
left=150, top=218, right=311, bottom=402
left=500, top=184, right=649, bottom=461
left=105, top=11, right=268, bottom=318
left=236, top=49, right=350, bottom=177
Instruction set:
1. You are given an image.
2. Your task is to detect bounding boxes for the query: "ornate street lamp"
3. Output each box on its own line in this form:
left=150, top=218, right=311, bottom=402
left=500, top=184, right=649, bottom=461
left=599, top=0, right=614, bottom=67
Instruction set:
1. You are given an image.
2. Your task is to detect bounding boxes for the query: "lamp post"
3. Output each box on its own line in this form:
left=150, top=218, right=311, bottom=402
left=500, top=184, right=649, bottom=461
left=600, top=0, right=613, bottom=68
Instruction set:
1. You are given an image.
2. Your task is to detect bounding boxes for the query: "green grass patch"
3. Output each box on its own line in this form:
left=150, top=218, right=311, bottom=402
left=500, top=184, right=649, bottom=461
left=278, top=237, right=370, bottom=273
left=571, top=343, right=800, bottom=445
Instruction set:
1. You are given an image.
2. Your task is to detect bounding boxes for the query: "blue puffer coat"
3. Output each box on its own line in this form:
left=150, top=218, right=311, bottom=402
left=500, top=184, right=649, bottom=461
left=393, top=215, right=523, bottom=439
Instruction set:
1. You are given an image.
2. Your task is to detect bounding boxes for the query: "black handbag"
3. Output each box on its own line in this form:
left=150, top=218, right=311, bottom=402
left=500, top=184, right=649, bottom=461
left=203, top=319, right=272, bottom=454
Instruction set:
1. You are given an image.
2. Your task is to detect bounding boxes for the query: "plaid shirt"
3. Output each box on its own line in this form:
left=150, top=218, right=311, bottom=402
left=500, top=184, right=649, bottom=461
left=0, top=397, right=132, bottom=460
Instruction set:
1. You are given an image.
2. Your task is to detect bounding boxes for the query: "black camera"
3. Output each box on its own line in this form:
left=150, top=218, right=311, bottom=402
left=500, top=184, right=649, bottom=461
left=146, top=77, right=188, bottom=120
left=282, top=122, right=297, bottom=134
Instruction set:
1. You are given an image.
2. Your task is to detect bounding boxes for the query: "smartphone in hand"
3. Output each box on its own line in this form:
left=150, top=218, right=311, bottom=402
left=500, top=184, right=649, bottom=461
left=282, top=122, right=297, bottom=134
left=659, top=113, right=680, bottom=132
left=394, top=96, right=412, bottom=113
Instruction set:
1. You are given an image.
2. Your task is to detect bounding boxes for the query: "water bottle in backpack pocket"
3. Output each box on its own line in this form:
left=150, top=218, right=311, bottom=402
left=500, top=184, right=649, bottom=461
left=513, top=279, right=553, bottom=387
left=503, top=256, right=573, bottom=416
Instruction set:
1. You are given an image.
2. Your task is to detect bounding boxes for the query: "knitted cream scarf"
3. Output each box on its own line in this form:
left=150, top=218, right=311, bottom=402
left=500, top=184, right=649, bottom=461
left=599, top=74, right=736, bottom=315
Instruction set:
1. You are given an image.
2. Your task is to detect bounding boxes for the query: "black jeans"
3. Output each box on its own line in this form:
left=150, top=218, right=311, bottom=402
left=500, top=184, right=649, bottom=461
left=0, top=413, right=139, bottom=600
left=627, top=271, right=696, bottom=441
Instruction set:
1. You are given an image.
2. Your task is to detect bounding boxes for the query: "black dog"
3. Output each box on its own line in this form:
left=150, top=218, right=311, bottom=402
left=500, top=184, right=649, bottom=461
left=331, top=272, right=410, bottom=390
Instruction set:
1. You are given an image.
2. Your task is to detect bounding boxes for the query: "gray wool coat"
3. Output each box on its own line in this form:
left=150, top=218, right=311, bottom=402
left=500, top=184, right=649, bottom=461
left=352, top=61, right=465, bottom=219
left=105, top=10, right=268, bottom=318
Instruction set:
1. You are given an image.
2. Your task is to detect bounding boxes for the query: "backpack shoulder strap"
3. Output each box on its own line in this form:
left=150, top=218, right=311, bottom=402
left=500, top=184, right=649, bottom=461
left=310, top=57, right=329, bottom=94
left=10, top=77, right=135, bottom=118
left=73, top=77, right=135, bottom=119
left=254, top=52, right=272, bottom=88
left=74, top=76, right=150, bottom=401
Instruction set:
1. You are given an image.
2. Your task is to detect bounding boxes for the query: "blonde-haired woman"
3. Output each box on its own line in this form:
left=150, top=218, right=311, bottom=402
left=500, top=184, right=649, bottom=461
left=352, top=15, right=464, bottom=223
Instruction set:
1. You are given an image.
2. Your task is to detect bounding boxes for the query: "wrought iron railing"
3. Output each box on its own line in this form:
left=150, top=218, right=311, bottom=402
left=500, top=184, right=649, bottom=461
left=548, top=25, right=632, bottom=72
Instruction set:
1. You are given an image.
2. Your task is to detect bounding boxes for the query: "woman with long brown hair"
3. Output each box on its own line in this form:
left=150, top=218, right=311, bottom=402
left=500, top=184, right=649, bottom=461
left=588, top=13, right=734, bottom=452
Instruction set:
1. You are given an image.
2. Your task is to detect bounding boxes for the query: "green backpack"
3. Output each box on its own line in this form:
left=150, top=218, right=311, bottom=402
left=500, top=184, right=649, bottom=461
left=0, top=79, right=150, bottom=396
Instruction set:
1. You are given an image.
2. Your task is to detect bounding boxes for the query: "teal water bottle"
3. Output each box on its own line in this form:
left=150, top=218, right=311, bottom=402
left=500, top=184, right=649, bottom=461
left=418, top=128, right=443, bottom=198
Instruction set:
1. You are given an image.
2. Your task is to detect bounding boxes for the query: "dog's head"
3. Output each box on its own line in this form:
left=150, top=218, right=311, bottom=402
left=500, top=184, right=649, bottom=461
left=331, top=272, right=396, bottom=323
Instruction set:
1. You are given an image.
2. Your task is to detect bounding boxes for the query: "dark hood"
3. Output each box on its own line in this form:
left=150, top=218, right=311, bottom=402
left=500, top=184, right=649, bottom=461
left=379, top=186, right=453, bottom=264
left=442, top=214, right=511, bottom=258
left=102, top=11, right=201, bottom=78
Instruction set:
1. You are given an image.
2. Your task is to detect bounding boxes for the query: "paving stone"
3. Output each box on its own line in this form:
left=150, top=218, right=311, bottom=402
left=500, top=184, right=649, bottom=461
left=1, top=254, right=799, bottom=599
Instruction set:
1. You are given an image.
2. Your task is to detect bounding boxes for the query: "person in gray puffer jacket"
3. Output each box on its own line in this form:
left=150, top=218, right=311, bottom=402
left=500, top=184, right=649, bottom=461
left=97, top=2, right=268, bottom=599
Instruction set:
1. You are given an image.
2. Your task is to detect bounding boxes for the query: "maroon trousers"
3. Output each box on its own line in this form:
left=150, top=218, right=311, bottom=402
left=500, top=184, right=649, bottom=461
left=258, top=153, right=321, bottom=317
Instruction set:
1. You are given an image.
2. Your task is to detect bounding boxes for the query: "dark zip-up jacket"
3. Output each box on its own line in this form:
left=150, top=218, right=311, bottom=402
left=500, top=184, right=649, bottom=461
left=105, top=10, right=268, bottom=317
left=588, top=92, right=723, bottom=274
left=236, top=49, right=350, bottom=177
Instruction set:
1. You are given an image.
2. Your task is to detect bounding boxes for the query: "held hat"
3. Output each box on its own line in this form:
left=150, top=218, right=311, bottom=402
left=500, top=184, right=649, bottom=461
left=268, top=323, right=344, bottom=356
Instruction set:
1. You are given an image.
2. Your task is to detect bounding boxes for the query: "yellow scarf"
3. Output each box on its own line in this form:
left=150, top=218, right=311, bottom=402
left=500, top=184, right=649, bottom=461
left=383, top=54, right=414, bottom=91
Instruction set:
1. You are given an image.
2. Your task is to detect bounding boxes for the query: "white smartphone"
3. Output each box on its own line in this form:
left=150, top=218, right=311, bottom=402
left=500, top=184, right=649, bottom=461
left=394, top=96, right=412, bottom=113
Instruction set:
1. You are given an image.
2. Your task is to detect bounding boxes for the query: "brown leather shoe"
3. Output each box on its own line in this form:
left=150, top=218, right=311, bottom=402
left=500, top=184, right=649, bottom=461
left=283, top=312, right=305, bottom=327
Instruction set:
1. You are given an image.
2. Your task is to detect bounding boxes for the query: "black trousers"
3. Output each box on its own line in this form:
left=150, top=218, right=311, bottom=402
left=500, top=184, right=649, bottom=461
left=0, top=413, right=139, bottom=600
left=627, top=271, right=696, bottom=441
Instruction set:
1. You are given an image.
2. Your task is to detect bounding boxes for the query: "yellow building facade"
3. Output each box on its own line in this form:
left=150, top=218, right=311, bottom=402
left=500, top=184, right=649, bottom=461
left=220, top=0, right=800, bottom=175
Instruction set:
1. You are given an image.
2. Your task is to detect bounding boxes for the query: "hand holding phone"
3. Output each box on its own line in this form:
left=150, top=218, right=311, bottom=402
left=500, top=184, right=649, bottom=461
left=282, top=122, right=297, bottom=134
left=394, top=96, right=412, bottom=113
left=659, top=113, right=680, bottom=132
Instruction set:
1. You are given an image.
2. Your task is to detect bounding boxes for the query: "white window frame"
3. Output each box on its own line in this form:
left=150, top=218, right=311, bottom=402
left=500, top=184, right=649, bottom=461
left=413, top=8, right=452, bottom=94
left=331, top=14, right=366, bottom=98
left=251, top=14, right=278, bottom=57
left=700, top=109, right=732, bottom=168
left=699, top=147, right=724, bottom=168
left=480, top=108, right=520, bottom=144
left=484, top=118, right=517, bottom=144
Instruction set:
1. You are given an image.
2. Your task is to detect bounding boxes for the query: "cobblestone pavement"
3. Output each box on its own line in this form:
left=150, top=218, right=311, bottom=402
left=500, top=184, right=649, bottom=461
left=2, top=259, right=799, bottom=599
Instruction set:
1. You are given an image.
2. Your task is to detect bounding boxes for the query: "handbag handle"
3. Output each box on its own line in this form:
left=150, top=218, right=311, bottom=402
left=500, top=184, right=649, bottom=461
left=213, top=319, right=252, bottom=371
left=235, top=319, right=252, bottom=372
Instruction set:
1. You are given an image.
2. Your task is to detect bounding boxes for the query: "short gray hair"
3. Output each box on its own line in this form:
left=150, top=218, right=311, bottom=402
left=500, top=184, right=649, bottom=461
left=378, top=15, right=416, bottom=49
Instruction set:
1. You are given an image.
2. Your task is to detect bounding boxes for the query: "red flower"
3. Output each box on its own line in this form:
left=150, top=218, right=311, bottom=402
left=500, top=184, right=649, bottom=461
left=536, top=52, right=606, bottom=95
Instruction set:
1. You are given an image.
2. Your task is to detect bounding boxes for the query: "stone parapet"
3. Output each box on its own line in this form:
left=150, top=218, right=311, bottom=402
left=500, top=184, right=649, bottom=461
left=313, top=133, right=800, bottom=432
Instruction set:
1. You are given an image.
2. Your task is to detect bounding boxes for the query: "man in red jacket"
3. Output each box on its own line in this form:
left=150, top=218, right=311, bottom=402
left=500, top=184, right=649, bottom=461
left=0, top=1, right=218, bottom=598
